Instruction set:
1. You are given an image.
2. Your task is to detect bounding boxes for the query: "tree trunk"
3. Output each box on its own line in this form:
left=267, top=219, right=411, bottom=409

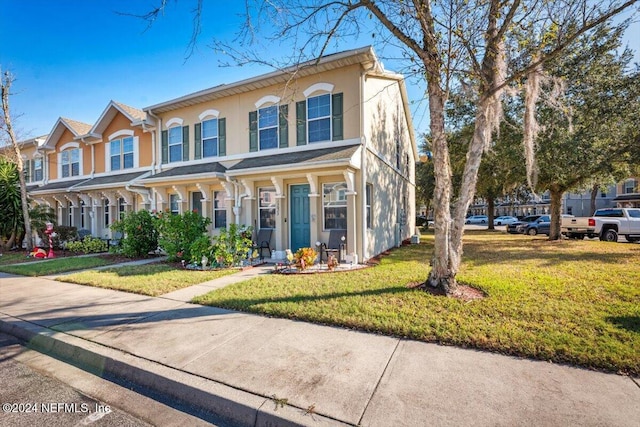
left=548, top=188, right=564, bottom=240
left=487, top=197, right=495, bottom=230
left=1, top=72, right=33, bottom=251
left=590, top=184, right=598, bottom=216
left=424, top=84, right=456, bottom=293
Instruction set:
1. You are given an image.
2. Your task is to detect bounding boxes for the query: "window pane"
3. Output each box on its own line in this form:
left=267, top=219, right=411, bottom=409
left=259, top=128, right=278, bottom=150
left=35, top=169, right=43, bottom=181
left=110, top=140, right=121, bottom=155
left=71, top=149, right=79, bottom=163
left=213, top=191, right=227, bottom=229
left=111, top=156, right=121, bottom=171
left=123, top=153, right=134, bottom=169
left=259, top=209, right=276, bottom=229
left=61, top=151, right=69, bottom=163
left=258, top=105, right=278, bottom=128
left=307, top=94, right=330, bottom=119
left=123, top=137, right=134, bottom=153
left=214, top=191, right=226, bottom=209
left=168, top=127, right=182, bottom=145
left=71, top=162, right=79, bottom=176
left=202, top=119, right=218, bottom=138
left=169, top=145, right=182, bottom=163
left=203, top=138, right=218, bottom=157
left=308, top=118, right=330, bottom=142
left=170, top=194, right=179, bottom=214
left=214, top=211, right=227, bottom=228
left=62, top=164, right=69, bottom=178
left=259, top=188, right=276, bottom=229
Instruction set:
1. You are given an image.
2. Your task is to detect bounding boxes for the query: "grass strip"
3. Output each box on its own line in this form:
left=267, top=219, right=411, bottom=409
left=192, top=232, right=640, bottom=375
left=59, top=263, right=237, bottom=296
left=0, top=255, right=115, bottom=276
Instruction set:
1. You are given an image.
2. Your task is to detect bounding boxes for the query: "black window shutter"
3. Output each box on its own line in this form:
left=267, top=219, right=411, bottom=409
left=219, top=118, right=226, bottom=156
left=194, top=123, right=202, bottom=160
left=296, top=100, right=306, bottom=145
left=332, top=93, right=343, bottom=141
left=279, top=104, right=288, bottom=148
left=182, top=125, right=189, bottom=161
left=249, top=111, right=258, bottom=152
left=161, top=130, right=168, bottom=164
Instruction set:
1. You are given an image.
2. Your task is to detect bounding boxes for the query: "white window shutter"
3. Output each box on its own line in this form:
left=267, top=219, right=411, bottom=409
left=134, top=136, right=139, bottom=168
left=78, top=148, right=84, bottom=176
left=57, top=152, right=62, bottom=178
left=105, top=142, right=110, bottom=172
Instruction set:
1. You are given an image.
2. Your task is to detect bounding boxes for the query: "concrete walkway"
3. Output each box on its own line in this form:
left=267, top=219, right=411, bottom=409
left=0, top=268, right=638, bottom=426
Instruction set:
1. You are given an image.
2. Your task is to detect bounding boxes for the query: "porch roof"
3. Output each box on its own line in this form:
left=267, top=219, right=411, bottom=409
left=140, top=162, right=227, bottom=184
left=613, top=194, right=640, bottom=201
left=28, top=178, right=90, bottom=194
left=72, top=171, right=151, bottom=190
left=227, top=144, right=360, bottom=173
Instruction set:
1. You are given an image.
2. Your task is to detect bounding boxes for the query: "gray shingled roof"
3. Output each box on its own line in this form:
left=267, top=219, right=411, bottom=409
left=73, top=171, right=150, bottom=189
left=29, top=178, right=90, bottom=193
left=228, top=144, right=360, bottom=171
left=143, top=162, right=227, bottom=180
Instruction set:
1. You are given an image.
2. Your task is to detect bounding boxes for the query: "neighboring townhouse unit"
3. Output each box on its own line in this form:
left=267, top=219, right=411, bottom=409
left=21, top=46, right=417, bottom=263
left=614, top=177, right=640, bottom=208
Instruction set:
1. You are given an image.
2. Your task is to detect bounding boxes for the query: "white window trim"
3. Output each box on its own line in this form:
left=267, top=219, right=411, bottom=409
left=59, top=141, right=80, bottom=152
left=108, top=129, right=135, bottom=141
left=201, top=118, right=219, bottom=158
left=213, top=190, right=227, bottom=229
left=168, top=126, right=183, bottom=163
left=165, top=117, right=184, bottom=128
left=255, top=95, right=280, bottom=109
left=303, top=82, right=334, bottom=98
left=198, top=109, right=220, bottom=121
left=59, top=147, right=83, bottom=178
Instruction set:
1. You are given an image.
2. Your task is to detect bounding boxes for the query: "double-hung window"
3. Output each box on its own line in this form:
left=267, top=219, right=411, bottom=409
left=110, top=137, right=134, bottom=170
left=33, top=158, right=43, bottom=181
left=624, top=179, right=638, bottom=194
left=323, top=182, right=347, bottom=230
left=258, top=188, right=276, bottom=229
left=213, top=191, right=227, bottom=229
left=168, top=127, right=183, bottom=163
left=61, top=149, right=80, bottom=178
left=307, top=94, right=331, bottom=143
left=104, top=200, right=110, bottom=228
left=202, top=118, right=218, bottom=157
left=258, top=105, right=278, bottom=150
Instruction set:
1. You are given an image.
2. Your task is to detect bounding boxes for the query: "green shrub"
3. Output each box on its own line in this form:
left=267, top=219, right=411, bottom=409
left=110, top=210, right=158, bottom=258
left=39, top=225, right=77, bottom=249
left=65, top=236, right=108, bottom=254
left=189, top=235, right=214, bottom=265
left=154, top=210, right=211, bottom=261
left=211, top=224, right=253, bottom=267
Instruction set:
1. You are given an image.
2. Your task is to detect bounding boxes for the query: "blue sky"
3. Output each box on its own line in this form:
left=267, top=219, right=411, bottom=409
left=1, top=1, right=638, bottom=140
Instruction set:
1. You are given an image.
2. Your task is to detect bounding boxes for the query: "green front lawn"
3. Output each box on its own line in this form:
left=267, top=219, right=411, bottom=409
left=192, top=232, right=640, bottom=375
left=0, top=255, right=118, bottom=276
left=59, top=264, right=237, bottom=296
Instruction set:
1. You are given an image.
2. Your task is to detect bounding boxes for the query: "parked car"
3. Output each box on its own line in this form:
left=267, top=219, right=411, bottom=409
left=416, top=215, right=428, bottom=226
left=506, top=215, right=544, bottom=234
left=560, top=208, right=640, bottom=242
left=493, top=216, right=519, bottom=226
left=465, top=215, right=489, bottom=224
left=524, top=214, right=574, bottom=236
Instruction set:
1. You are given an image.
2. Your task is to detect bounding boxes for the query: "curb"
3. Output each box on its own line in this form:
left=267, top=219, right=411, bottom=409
left=0, top=315, right=350, bottom=427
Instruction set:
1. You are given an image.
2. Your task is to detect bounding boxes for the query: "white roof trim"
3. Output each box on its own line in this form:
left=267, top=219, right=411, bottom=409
left=166, top=117, right=184, bottom=128
left=255, top=95, right=280, bottom=109
left=108, top=129, right=135, bottom=140
left=198, top=109, right=220, bottom=121
left=303, top=82, right=334, bottom=97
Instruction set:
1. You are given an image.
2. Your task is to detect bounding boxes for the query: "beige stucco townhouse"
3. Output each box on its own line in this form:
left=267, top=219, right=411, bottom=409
left=23, top=46, right=417, bottom=262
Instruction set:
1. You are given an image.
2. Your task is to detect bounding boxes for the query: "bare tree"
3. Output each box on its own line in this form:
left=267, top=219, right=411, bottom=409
left=1, top=69, right=33, bottom=251
left=134, top=0, right=639, bottom=294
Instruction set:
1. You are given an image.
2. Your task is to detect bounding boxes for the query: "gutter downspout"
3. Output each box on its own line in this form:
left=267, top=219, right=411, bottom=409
left=226, top=176, right=248, bottom=225
left=146, top=110, right=161, bottom=175
left=360, top=61, right=377, bottom=262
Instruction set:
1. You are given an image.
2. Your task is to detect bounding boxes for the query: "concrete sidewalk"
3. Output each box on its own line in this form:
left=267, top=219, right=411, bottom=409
left=0, top=271, right=638, bottom=426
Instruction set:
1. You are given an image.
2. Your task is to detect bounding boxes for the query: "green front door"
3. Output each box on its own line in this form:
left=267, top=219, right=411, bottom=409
left=290, top=184, right=310, bottom=251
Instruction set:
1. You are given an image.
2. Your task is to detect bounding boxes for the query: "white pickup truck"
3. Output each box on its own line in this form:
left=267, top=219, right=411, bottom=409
left=561, top=208, right=640, bottom=242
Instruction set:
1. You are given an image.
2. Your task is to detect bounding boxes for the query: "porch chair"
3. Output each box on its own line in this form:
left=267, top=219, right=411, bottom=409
left=254, top=228, right=273, bottom=260
left=322, top=230, right=346, bottom=263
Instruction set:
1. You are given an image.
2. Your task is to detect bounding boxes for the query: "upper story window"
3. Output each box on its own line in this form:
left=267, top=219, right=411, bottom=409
left=161, top=120, right=188, bottom=164
left=296, top=86, right=343, bottom=146
left=168, top=126, right=183, bottom=163
left=624, top=179, right=638, bottom=194
left=33, top=158, right=43, bottom=181
left=258, top=105, right=279, bottom=150
left=202, top=119, right=219, bottom=157
left=61, top=148, right=80, bottom=178
left=307, top=94, right=331, bottom=143
left=110, top=137, right=134, bottom=171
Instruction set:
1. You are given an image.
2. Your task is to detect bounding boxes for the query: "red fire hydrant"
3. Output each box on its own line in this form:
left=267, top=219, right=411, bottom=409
left=44, top=222, right=55, bottom=258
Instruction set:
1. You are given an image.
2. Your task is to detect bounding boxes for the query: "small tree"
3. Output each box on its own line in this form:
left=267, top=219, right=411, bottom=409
left=154, top=210, right=211, bottom=261
left=110, top=210, right=159, bottom=258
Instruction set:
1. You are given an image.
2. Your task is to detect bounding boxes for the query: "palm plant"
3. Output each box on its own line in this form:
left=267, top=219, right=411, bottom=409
left=0, top=158, right=22, bottom=249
